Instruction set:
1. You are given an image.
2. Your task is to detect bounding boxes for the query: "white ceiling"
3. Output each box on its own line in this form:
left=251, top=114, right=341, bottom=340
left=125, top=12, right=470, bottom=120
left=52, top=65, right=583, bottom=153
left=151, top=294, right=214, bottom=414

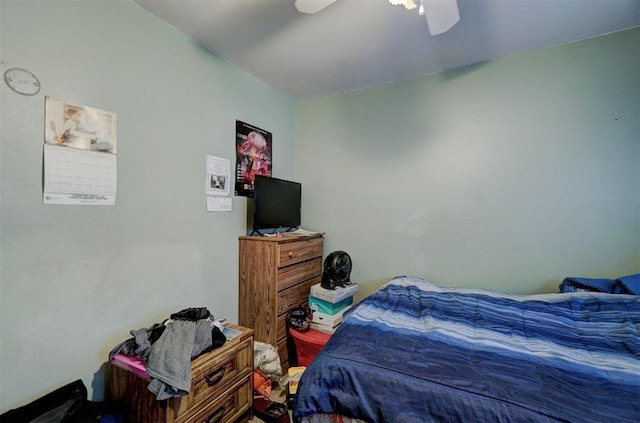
left=133, top=0, right=640, bottom=101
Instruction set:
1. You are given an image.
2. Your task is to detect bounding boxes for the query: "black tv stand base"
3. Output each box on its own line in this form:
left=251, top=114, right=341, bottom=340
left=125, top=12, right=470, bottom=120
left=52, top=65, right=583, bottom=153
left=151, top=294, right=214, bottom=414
left=250, top=227, right=298, bottom=236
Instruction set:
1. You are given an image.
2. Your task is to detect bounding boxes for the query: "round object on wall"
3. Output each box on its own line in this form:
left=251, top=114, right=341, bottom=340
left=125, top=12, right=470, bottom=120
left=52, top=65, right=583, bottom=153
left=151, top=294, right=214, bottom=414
left=4, top=68, right=41, bottom=96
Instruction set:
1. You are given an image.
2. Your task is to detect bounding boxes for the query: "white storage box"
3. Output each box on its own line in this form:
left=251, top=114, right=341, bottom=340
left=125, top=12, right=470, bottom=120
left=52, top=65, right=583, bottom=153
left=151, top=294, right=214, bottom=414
left=311, top=307, right=351, bottom=327
left=310, top=282, right=358, bottom=304
left=310, top=321, right=341, bottom=334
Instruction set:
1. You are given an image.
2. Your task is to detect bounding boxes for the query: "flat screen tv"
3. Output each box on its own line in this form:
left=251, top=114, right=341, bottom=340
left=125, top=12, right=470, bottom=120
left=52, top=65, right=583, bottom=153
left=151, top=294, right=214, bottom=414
left=249, top=175, right=301, bottom=235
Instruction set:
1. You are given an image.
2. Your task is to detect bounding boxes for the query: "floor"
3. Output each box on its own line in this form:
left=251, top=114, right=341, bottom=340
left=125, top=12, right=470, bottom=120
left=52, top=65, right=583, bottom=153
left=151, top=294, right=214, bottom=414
left=248, top=383, right=292, bottom=423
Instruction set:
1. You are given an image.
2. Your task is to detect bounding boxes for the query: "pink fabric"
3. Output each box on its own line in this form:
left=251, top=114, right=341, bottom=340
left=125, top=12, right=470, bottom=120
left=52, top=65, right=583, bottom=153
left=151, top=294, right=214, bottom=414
left=111, top=354, right=150, bottom=380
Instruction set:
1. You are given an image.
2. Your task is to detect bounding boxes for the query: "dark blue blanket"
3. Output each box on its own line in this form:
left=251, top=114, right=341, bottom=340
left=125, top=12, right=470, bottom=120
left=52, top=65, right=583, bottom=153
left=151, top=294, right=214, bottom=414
left=559, top=273, right=640, bottom=294
left=293, top=277, right=640, bottom=423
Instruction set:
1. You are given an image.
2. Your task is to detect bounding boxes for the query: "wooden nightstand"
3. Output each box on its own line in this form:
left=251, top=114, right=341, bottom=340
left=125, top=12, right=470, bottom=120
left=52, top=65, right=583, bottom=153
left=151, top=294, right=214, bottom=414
left=110, top=324, right=254, bottom=423
left=239, top=233, right=323, bottom=371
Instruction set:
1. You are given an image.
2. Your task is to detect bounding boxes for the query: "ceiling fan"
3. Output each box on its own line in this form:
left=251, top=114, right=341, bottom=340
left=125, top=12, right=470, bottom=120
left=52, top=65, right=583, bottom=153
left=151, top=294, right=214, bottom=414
left=294, top=0, right=460, bottom=36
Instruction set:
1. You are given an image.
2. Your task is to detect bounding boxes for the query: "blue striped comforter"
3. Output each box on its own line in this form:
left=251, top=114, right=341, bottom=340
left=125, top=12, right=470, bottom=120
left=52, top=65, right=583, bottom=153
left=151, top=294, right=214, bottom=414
left=293, top=277, right=640, bottom=423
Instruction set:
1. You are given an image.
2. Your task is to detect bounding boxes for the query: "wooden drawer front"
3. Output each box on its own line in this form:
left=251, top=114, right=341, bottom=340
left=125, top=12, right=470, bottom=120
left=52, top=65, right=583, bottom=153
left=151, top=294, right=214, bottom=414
left=182, top=376, right=252, bottom=423
left=277, top=257, right=322, bottom=291
left=277, top=336, right=288, bottom=364
left=172, top=338, right=253, bottom=422
left=281, top=360, right=290, bottom=375
left=278, top=237, right=323, bottom=268
left=276, top=276, right=320, bottom=315
left=277, top=314, right=287, bottom=341
left=110, top=364, right=168, bottom=423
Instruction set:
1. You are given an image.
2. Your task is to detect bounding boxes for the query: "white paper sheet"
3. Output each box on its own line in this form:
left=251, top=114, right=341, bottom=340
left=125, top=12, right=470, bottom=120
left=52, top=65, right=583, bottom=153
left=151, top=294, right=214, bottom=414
left=43, top=144, right=117, bottom=205
left=207, top=196, right=232, bottom=212
left=206, top=155, right=230, bottom=196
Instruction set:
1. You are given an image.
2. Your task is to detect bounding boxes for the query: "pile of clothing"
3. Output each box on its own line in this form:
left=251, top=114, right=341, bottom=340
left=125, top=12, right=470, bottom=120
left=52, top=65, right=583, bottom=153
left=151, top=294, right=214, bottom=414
left=109, top=307, right=226, bottom=400
left=252, top=341, right=289, bottom=423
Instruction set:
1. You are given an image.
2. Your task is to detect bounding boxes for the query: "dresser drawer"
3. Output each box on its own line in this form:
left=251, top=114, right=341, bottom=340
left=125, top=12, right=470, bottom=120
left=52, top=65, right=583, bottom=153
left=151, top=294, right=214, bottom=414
left=170, top=337, right=253, bottom=421
left=277, top=336, right=289, bottom=365
left=277, top=276, right=320, bottom=315
left=278, top=237, right=323, bottom=268
left=277, top=257, right=322, bottom=291
left=277, top=314, right=287, bottom=341
left=110, top=326, right=254, bottom=423
left=239, top=234, right=322, bottom=378
left=182, top=376, right=252, bottom=423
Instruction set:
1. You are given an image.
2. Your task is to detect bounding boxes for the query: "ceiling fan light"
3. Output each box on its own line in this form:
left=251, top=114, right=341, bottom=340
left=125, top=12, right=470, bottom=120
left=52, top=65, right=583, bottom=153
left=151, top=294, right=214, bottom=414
left=421, top=0, right=460, bottom=35
left=295, top=0, right=338, bottom=14
left=388, top=0, right=419, bottom=10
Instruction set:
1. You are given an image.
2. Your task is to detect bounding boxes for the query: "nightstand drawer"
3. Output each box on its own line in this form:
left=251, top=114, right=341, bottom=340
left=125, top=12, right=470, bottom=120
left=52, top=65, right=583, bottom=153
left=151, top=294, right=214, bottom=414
left=278, top=237, right=323, bottom=268
left=171, top=337, right=253, bottom=421
left=110, top=325, right=254, bottom=423
left=182, top=376, right=252, bottom=423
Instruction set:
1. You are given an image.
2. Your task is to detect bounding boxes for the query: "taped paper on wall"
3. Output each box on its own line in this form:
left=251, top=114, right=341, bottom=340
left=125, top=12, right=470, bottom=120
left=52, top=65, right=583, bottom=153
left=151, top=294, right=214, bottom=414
left=43, top=144, right=117, bottom=205
left=207, top=196, right=232, bottom=212
left=206, top=155, right=230, bottom=196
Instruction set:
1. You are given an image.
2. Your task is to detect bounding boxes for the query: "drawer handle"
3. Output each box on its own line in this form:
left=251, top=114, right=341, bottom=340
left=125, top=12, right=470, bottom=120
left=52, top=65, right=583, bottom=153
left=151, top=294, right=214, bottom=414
left=288, top=251, right=293, bottom=258
left=205, top=366, right=226, bottom=386
left=204, top=405, right=226, bottom=423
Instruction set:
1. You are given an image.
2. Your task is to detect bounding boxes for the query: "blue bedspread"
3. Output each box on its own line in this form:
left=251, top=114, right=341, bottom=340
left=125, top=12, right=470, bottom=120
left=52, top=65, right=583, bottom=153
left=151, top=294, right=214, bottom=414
left=293, top=277, right=640, bottom=423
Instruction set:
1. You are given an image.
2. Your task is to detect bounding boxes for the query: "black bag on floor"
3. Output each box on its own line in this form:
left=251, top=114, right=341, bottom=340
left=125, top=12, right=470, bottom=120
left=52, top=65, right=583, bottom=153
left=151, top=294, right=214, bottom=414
left=0, top=379, right=124, bottom=423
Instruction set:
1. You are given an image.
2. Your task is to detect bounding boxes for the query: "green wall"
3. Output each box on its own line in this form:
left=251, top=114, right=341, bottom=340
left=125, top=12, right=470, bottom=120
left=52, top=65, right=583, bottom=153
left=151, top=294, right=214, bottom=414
left=0, top=0, right=295, bottom=411
left=2, top=0, right=638, bottom=413
left=297, top=28, right=640, bottom=299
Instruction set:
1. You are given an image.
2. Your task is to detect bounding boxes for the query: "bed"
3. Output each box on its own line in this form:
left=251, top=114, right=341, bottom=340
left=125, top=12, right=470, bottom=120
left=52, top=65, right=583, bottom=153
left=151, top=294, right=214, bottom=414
left=292, top=276, right=640, bottom=423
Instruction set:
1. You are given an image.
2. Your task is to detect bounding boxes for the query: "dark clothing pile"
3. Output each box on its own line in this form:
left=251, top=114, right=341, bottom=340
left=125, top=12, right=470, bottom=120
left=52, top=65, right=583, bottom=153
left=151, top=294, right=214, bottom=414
left=108, top=307, right=226, bottom=400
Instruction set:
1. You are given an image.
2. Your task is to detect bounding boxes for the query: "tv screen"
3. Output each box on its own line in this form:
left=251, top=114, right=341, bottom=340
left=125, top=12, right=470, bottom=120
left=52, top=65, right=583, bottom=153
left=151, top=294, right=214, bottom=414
left=251, top=175, right=301, bottom=234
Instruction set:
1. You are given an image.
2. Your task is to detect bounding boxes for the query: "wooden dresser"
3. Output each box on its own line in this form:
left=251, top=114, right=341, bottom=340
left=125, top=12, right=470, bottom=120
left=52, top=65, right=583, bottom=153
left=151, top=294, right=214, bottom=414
left=110, top=324, right=254, bottom=423
left=239, top=233, right=323, bottom=371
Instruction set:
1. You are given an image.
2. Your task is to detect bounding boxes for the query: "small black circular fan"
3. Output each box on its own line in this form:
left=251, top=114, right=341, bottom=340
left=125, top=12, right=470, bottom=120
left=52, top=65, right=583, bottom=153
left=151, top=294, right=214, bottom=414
left=321, top=251, right=352, bottom=290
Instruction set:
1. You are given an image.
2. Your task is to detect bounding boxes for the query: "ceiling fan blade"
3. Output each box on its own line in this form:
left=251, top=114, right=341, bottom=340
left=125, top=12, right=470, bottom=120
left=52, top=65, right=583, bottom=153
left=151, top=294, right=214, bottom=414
left=295, top=0, right=339, bottom=14
left=421, top=0, right=460, bottom=35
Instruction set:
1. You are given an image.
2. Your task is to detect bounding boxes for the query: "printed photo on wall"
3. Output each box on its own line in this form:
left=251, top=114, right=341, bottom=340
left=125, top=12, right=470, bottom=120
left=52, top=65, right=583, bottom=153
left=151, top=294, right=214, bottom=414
left=235, top=120, right=272, bottom=197
left=45, top=96, right=117, bottom=154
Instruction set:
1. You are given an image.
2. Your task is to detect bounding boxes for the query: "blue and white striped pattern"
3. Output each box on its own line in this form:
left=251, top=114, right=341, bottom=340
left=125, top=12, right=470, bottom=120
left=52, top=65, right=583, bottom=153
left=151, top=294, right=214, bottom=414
left=293, top=277, right=640, bottom=423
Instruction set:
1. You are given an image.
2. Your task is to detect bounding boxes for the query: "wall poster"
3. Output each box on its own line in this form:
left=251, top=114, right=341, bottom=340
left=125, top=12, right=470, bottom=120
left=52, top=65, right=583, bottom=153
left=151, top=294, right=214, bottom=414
left=234, top=120, right=272, bottom=197
left=43, top=96, right=117, bottom=205
left=45, top=96, right=117, bottom=153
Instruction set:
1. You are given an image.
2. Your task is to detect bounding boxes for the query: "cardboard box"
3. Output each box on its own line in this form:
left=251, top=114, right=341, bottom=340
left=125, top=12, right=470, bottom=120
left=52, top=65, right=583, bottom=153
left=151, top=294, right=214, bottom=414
left=286, top=366, right=306, bottom=408
left=309, top=295, right=352, bottom=315
left=311, top=307, right=350, bottom=327
left=310, top=282, right=358, bottom=304
left=310, top=321, right=341, bottom=334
